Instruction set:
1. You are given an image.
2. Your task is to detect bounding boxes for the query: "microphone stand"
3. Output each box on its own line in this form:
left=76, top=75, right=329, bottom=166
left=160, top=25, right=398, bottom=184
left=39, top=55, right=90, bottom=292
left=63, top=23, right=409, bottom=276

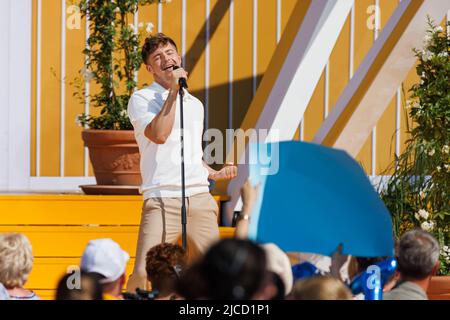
left=178, top=83, right=187, bottom=251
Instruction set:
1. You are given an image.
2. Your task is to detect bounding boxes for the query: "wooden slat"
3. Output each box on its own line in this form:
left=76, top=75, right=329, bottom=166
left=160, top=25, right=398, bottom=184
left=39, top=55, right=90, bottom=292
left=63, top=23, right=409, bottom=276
left=31, top=0, right=37, bottom=177
left=64, top=2, right=87, bottom=176
left=375, top=0, right=401, bottom=175
left=137, top=4, right=158, bottom=88
left=354, top=0, right=376, bottom=173
left=208, top=0, right=230, bottom=157
left=257, top=0, right=277, bottom=89
left=0, top=226, right=139, bottom=257
left=0, top=194, right=228, bottom=225
left=32, top=289, right=56, bottom=300
left=29, top=258, right=130, bottom=290
left=0, top=225, right=234, bottom=257
left=185, top=0, right=207, bottom=107
left=23, top=227, right=235, bottom=294
left=232, top=0, right=253, bottom=129
left=26, top=257, right=136, bottom=290
left=303, top=72, right=325, bottom=141
left=40, top=0, right=62, bottom=176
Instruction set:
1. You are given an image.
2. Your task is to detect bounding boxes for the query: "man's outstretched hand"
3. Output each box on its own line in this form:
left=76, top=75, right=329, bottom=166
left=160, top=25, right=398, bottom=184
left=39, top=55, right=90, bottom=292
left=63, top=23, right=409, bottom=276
left=209, top=163, right=237, bottom=181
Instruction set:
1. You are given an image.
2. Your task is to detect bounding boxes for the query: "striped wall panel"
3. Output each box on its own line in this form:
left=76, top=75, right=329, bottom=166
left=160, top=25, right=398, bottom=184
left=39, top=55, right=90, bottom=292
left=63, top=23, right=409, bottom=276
left=30, top=0, right=445, bottom=180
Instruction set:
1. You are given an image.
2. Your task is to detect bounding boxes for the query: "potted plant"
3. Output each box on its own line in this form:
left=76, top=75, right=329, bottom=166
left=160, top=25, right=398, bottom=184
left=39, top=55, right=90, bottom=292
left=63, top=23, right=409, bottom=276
left=75, top=0, right=164, bottom=193
left=379, top=19, right=449, bottom=299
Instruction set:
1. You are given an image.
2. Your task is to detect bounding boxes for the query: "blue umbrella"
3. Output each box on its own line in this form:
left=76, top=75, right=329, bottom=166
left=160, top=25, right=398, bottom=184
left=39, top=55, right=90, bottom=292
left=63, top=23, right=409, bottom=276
left=248, top=141, right=394, bottom=257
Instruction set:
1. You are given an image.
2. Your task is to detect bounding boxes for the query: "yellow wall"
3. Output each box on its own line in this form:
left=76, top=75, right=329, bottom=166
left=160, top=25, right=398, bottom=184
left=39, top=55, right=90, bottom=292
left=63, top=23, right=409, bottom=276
left=31, top=0, right=443, bottom=178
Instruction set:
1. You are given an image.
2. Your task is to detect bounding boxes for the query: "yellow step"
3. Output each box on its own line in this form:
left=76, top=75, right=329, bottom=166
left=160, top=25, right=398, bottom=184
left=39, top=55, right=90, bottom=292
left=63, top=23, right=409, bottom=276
left=0, top=194, right=229, bottom=225
left=32, top=289, right=56, bottom=300
left=27, top=257, right=136, bottom=290
left=0, top=225, right=235, bottom=257
left=0, top=194, right=234, bottom=299
left=0, top=225, right=139, bottom=257
left=0, top=193, right=234, bottom=299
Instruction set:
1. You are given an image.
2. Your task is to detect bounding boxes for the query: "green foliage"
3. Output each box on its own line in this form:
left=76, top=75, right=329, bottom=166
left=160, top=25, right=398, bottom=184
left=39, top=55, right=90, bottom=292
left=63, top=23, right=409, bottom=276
left=75, top=0, right=165, bottom=130
left=380, top=19, right=450, bottom=275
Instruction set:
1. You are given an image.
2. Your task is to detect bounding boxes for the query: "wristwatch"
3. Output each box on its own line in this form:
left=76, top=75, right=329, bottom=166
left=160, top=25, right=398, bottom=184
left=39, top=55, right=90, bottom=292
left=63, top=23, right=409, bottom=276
left=238, top=214, right=251, bottom=222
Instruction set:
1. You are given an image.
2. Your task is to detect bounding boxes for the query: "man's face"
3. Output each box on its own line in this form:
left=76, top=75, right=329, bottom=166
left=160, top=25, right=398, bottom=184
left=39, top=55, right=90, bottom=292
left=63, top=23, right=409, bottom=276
left=146, top=42, right=181, bottom=81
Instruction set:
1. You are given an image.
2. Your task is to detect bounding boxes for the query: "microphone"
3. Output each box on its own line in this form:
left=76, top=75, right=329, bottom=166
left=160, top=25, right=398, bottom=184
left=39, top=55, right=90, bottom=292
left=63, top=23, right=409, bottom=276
left=172, top=65, right=188, bottom=89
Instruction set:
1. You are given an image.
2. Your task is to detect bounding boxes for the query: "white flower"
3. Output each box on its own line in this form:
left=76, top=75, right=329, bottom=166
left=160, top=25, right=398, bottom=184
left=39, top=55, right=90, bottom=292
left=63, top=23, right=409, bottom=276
left=418, top=209, right=429, bottom=220
left=414, top=212, right=421, bottom=221
left=445, top=164, right=450, bottom=172
left=145, top=22, right=154, bottom=34
left=435, top=26, right=443, bottom=33
left=442, top=145, right=449, bottom=154
left=419, top=191, right=426, bottom=200
left=81, top=66, right=95, bottom=82
left=437, top=166, right=442, bottom=172
left=428, top=149, right=435, bottom=156
left=75, top=115, right=83, bottom=127
left=421, top=221, right=435, bottom=231
left=444, top=246, right=449, bottom=252
left=114, top=7, right=121, bottom=13
left=438, top=52, right=448, bottom=58
left=405, top=100, right=412, bottom=109
left=423, top=34, right=433, bottom=46
left=120, top=109, right=127, bottom=117
left=128, top=23, right=135, bottom=32
left=421, top=50, right=433, bottom=61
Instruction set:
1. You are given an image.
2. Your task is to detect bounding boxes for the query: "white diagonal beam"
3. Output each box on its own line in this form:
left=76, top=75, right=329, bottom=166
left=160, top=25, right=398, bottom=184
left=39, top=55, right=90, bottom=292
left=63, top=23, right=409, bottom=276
left=314, top=0, right=450, bottom=157
left=264, top=0, right=354, bottom=142
left=222, top=0, right=354, bottom=225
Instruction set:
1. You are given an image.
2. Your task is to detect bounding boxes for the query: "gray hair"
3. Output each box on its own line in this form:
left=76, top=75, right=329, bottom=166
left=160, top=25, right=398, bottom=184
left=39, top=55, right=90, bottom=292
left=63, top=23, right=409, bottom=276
left=397, top=229, right=440, bottom=280
left=0, top=233, right=33, bottom=288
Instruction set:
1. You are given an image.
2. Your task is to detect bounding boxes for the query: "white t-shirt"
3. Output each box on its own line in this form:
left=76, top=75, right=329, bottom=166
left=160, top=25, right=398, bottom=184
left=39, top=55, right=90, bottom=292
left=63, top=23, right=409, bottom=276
left=127, top=82, right=210, bottom=199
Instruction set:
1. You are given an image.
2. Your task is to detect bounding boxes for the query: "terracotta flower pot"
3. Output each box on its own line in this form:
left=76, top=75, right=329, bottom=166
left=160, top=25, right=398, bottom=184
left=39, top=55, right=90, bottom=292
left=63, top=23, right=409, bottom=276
left=82, top=129, right=142, bottom=186
left=427, top=276, right=450, bottom=300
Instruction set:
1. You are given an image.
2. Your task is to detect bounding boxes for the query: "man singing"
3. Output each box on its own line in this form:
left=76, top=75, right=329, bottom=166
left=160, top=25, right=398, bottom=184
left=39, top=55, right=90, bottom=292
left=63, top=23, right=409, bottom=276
left=126, top=33, right=237, bottom=291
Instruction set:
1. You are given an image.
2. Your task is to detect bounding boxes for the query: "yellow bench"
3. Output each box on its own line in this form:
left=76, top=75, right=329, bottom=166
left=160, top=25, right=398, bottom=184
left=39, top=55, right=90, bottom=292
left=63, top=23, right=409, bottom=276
left=0, top=194, right=234, bottom=300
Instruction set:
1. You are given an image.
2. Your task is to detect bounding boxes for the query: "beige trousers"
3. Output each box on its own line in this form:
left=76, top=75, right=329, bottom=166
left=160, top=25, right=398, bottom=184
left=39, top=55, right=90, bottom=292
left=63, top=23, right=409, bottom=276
left=126, top=192, right=220, bottom=292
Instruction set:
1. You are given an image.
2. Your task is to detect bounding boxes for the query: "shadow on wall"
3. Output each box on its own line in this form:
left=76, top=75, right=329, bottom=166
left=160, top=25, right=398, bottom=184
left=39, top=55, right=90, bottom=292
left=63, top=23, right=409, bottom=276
left=177, top=0, right=265, bottom=169
left=190, top=75, right=264, bottom=170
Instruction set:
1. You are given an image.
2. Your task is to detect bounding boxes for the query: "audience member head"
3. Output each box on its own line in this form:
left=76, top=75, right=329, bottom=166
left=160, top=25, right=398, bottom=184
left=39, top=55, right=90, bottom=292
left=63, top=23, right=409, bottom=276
left=80, top=238, right=129, bottom=298
left=145, top=243, right=186, bottom=299
left=396, top=229, right=440, bottom=281
left=289, top=276, right=352, bottom=300
left=0, top=283, right=9, bottom=300
left=0, top=233, right=33, bottom=290
left=177, top=238, right=267, bottom=300
left=56, top=271, right=103, bottom=300
left=260, top=243, right=293, bottom=297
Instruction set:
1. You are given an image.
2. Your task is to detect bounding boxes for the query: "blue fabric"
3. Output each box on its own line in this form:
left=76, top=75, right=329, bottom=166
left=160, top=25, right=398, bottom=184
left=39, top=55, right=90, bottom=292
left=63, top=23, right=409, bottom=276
left=292, top=262, right=320, bottom=281
left=248, top=141, right=394, bottom=257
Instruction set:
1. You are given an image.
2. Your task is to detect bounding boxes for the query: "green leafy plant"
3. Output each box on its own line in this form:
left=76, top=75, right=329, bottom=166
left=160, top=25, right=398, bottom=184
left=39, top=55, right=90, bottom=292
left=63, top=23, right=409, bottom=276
left=380, top=19, right=449, bottom=275
left=76, top=0, right=168, bottom=130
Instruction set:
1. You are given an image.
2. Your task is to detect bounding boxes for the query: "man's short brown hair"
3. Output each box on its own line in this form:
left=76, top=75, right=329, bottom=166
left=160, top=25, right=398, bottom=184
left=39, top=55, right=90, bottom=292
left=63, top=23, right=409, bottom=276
left=141, top=33, right=178, bottom=65
left=145, top=243, right=186, bottom=294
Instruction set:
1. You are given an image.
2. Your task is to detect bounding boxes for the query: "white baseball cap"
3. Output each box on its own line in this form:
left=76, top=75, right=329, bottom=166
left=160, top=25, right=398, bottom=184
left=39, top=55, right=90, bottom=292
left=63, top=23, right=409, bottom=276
left=261, top=243, right=294, bottom=295
left=80, top=238, right=130, bottom=283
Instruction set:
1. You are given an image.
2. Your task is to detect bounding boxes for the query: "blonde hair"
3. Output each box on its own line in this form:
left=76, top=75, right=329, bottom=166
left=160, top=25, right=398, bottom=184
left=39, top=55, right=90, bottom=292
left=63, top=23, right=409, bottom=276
left=290, top=276, right=352, bottom=300
left=0, top=233, right=34, bottom=288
